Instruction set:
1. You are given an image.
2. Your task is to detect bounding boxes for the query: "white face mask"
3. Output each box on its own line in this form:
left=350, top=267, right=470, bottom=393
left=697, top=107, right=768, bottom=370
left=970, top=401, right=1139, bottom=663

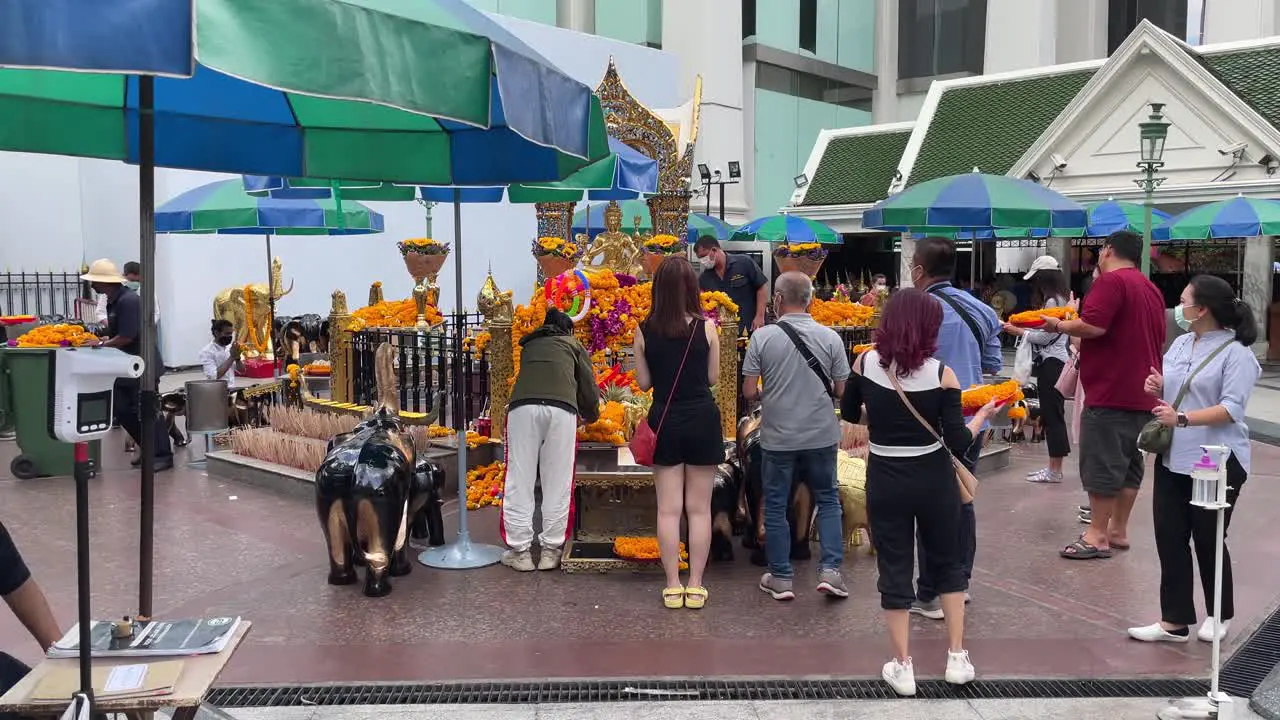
left=698, top=255, right=715, bottom=270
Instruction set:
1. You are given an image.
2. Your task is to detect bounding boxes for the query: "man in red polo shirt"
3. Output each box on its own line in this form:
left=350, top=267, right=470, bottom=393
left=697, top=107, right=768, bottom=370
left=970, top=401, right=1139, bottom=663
left=1040, top=230, right=1165, bottom=560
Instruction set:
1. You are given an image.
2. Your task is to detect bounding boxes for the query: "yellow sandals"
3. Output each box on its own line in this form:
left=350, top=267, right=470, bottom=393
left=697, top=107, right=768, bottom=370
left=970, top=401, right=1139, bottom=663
left=683, top=586, right=708, bottom=610
left=662, top=585, right=685, bottom=609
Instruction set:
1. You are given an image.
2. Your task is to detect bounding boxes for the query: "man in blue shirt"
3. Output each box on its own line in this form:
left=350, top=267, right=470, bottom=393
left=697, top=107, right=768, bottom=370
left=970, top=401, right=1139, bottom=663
left=906, top=237, right=1003, bottom=620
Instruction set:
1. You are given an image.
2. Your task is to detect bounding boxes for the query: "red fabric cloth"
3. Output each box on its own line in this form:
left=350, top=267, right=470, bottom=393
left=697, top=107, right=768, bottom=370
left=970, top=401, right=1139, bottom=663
left=1079, top=267, right=1166, bottom=412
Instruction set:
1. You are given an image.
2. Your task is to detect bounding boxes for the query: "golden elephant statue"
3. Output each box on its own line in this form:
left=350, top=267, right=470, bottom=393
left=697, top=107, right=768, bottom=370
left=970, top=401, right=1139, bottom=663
left=213, top=257, right=293, bottom=358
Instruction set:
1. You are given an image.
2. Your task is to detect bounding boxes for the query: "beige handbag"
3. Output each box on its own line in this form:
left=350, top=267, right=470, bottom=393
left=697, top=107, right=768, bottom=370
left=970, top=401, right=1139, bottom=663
left=885, top=370, right=979, bottom=504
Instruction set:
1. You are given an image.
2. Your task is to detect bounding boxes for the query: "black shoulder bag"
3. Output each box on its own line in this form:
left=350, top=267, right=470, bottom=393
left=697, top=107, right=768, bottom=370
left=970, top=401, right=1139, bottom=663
left=776, top=321, right=836, bottom=398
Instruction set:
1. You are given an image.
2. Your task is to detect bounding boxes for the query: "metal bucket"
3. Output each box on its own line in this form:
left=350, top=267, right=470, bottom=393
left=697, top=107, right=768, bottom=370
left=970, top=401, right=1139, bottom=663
left=185, top=379, right=229, bottom=433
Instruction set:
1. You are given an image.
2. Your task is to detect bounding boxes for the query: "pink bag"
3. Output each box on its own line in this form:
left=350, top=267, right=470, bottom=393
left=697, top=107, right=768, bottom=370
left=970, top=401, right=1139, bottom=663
left=1055, top=350, right=1079, bottom=399
left=630, top=323, right=697, bottom=467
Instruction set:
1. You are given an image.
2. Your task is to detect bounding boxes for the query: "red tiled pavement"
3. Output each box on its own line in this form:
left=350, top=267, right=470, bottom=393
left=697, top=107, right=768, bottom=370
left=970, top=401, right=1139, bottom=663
left=2, top=436, right=1278, bottom=684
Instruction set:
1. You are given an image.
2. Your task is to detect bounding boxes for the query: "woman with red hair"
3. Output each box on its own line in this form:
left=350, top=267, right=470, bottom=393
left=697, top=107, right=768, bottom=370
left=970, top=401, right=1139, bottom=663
left=841, top=288, right=997, bottom=697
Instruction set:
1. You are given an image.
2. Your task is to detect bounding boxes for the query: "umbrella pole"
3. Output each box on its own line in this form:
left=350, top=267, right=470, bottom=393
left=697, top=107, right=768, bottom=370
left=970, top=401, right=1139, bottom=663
left=266, top=234, right=277, bottom=375
left=138, top=74, right=157, bottom=620
left=419, top=193, right=502, bottom=570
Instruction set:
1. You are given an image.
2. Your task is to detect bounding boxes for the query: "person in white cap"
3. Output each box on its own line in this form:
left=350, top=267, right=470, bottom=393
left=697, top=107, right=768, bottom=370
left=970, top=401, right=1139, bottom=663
left=1002, top=255, right=1072, bottom=483
left=80, top=259, right=173, bottom=472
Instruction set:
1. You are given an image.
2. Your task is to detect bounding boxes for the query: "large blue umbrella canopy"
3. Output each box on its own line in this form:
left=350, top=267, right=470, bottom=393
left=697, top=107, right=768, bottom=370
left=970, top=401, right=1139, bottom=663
left=1152, top=195, right=1280, bottom=240
left=730, top=214, right=842, bottom=244
left=864, top=171, right=1087, bottom=235
left=906, top=200, right=1174, bottom=240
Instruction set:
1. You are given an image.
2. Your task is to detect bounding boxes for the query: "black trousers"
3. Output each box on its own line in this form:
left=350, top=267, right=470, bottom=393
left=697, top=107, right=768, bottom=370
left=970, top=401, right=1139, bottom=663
left=917, top=440, right=980, bottom=602
left=113, top=377, right=172, bottom=459
left=1153, top=456, right=1246, bottom=626
left=0, top=652, right=29, bottom=720
left=1035, top=357, right=1070, bottom=459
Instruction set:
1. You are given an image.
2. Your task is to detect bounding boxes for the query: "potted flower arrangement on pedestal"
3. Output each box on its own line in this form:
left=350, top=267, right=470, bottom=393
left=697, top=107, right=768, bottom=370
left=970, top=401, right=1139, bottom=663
left=640, top=234, right=687, bottom=276
left=397, top=237, right=450, bottom=328
left=773, top=242, right=828, bottom=278
left=531, top=236, right=581, bottom=278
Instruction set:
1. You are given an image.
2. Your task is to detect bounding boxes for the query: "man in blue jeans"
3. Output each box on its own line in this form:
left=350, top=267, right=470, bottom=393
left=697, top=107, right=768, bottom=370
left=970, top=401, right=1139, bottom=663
left=742, top=272, right=851, bottom=600
left=907, top=238, right=1003, bottom=618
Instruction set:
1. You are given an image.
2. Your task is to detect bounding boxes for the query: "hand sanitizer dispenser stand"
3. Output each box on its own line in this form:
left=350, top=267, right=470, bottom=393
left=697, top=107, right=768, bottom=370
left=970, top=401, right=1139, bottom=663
left=45, top=347, right=144, bottom=715
left=1160, top=445, right=1235, bottom=720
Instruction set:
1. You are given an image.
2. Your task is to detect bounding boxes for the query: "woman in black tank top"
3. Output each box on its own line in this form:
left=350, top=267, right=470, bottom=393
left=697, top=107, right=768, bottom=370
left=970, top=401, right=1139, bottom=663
left=634, top=257, right=724, bottom=611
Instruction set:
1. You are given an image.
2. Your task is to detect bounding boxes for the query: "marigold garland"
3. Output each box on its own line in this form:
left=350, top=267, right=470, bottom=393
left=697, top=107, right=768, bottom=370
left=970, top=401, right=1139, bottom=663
left=1008, top=406, right=1028, bottom=421
left=613, top=536, right=689, bottom=569
left=532, top=236, right=581, bottom=260
left=641, top=234, right=685, bottom=254
left=347, top=298, right=444, bottom=331
left=13, top=323, right=99, bottom=348
left=811, top=298, right=874, bottom=328
left=398, top=237, right=450, bottom=255
left=1008, top=306, right=1076, bottom=327
left=960, top=380, right=1025, bottom=413
left=240, top=286, right=267, bottom=354
left=578, top=400, right=628, bottom=445
left=302, top=362, right=331, bottom=376
left=463, top=331, right=492, bottom=356
left=851, top=342, right=875, bottom=354
left=774, top=242, right=828, bottom=260
left=466, top=461, right=505, bottom=510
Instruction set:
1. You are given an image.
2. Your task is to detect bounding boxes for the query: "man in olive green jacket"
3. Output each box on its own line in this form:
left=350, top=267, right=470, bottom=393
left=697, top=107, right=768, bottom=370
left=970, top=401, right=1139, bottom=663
left=501, top=309, right=600, bottom=572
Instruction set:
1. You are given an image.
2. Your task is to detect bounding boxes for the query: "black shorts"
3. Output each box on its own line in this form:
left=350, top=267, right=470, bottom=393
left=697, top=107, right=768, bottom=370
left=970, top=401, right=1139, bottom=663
left=650, top=400, right=725, bottom=468
left=1079, top=407, right=1149, bottom=496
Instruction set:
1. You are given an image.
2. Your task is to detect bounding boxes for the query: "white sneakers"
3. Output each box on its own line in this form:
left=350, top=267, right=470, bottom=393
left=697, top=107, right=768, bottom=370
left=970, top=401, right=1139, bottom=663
left=537, top=548, right=562, bottom=571
left=881, top=651, right=975, bottom=697
left=500, top=549, right=535, bottom=572
left=1127, top=619, right=1230, bottom=643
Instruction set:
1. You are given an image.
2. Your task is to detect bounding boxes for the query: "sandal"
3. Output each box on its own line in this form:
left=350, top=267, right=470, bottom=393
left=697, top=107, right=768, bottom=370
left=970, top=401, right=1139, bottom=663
left=662, top=585, right=685, bottom=609
left=1060, top=538, right=1112, bottom=560
left=684, top=586, right=708, bottom=610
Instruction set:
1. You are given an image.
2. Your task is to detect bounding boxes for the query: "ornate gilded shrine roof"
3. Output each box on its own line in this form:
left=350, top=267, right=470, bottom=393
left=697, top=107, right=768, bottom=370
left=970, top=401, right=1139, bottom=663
left=595, top=57, right=701, bottom=195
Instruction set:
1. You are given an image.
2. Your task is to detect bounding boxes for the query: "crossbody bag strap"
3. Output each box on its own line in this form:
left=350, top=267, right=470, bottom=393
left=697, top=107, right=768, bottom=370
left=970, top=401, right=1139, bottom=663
left=776, top=320, right=835, bottom=397
left=651, top=319, right=700, bottom=435
left=1171, top=339, right=1234, bottom=410
left=929, top=286, right=985, bottom=350
left=884, top=366, right=947, bottom=448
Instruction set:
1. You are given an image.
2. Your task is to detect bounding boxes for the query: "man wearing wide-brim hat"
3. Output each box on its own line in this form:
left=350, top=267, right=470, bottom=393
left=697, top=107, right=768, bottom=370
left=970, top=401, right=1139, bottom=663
left=81, top=259, right=173, bottom=472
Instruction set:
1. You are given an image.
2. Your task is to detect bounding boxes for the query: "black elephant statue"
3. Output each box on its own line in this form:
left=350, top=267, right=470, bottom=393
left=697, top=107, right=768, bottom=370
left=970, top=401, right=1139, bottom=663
left=409, top=455, right=446, bottom=547
left=315, top=343, right=416, bottom=597
left=159, top=389, right=190, bottom=447
left=295, top=313, right=325, bottom=352
left=710, top=440, right=747, bottom=562
left=737, top=411, right=814, bottom=567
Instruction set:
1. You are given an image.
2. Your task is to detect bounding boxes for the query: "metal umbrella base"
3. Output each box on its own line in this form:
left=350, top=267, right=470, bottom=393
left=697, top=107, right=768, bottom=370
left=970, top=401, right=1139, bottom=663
left=418, top=533, right=503, bottom=569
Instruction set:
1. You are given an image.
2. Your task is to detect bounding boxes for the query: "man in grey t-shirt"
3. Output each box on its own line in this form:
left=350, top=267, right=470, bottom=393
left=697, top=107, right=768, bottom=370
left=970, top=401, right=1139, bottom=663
left=742, top=272, right=851, bottom=601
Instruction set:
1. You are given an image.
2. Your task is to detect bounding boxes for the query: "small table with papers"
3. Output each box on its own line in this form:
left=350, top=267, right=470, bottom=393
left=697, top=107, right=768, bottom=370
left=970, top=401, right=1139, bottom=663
left=0, top=621, right=251, bottom=720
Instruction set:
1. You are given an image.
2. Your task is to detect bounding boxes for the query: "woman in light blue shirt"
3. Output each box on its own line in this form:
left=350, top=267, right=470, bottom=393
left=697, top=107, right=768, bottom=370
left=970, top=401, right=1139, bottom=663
left=1128, top=275, right=1260, bottom=645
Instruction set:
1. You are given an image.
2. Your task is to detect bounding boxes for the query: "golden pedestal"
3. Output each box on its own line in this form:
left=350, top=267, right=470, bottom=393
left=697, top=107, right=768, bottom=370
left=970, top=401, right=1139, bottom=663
left=327, top=290, right=353, bottom=404
left=715, top=309, right=740, bottom=439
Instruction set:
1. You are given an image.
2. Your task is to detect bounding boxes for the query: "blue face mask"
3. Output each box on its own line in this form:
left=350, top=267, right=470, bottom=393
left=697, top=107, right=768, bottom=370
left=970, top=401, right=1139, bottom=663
left=124, top=281, right=141, bottom=292
left=1174, top=303, right=1197, bottom=331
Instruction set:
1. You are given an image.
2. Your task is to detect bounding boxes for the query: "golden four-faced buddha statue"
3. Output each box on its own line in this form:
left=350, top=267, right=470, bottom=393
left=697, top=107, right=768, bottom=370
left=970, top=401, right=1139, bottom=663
left=578, top=201, right=644, bottom=277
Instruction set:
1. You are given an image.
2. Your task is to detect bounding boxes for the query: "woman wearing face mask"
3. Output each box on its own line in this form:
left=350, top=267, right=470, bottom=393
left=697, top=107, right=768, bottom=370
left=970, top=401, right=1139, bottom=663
left=200, top=319, right=244, bottom=385
left=1127, top=276, right=1260, bottom=644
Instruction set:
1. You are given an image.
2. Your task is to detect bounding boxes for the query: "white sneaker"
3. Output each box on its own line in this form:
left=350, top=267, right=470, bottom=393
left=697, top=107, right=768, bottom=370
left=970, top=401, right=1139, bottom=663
left=882, top=657, right=916, bottom=697
left=945, top=650, right=976, bottom=685
left=537, top=547, right=562, bottom=571
left=1127, top=623, right=1190, bottom=643
left=500, top=549, right=535, bottom=572
left=1198, top=617, right=1230, bottom=643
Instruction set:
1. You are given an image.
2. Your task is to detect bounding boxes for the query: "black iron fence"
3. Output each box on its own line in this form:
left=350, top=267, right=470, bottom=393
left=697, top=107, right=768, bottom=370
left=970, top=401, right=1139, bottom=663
left=0, top=270, right=91, bottom=319
left=350, top=313, right=489, bottom=428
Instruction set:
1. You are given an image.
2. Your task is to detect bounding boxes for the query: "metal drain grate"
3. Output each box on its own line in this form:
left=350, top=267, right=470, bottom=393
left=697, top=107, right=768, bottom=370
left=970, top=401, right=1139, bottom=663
left=1220, top=603, right=1280, bottom=698
left=205, top=678, right=1210, bottom=707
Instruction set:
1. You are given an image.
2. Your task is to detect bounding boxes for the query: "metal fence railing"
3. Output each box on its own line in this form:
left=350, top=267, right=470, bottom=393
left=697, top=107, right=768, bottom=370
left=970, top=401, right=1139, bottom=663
left=0, top=270, right=91, bottom=319
left=350, top=313, right=489, bottom=428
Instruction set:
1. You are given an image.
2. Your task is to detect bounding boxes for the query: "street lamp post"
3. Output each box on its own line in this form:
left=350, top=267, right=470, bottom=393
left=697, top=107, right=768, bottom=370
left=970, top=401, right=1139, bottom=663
left=698, top=162, right=741, bottom=221
left=1136, top=102, right=1170, bottom=275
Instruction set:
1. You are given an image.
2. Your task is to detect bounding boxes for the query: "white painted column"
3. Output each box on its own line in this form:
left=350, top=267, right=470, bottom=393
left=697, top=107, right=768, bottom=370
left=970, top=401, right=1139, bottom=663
left=872, top=0, right=899, bottom=124
left=898, top=234, right=916, bottom=288
left=1243, top=236, right=1274, bottom=358
left=556, top=0, right=595, bottom=34
left=984, top=0, right=1056, bottom=72
left=662, top=0, right=747, bottom=220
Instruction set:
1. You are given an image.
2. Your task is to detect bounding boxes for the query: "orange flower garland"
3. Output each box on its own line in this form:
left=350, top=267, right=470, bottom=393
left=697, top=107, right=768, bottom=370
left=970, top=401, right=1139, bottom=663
left=960, top=380, right=1025, bottom=412
left=347, top=298, right=444, bottom=331
left=302, top=362, right=331, bottom=376
left=1008, top=406, right=1028, bottom=421
left=1008, top=306, right=1076, bottom=327
left=811, top=298, right=875, bottom=328
left=240, top=286, right=268, bottom=354
left=700, top=291, right=739, bottom=318
left=613, top=536, right=689, bottom=569
left=851, top=342, right=875, bottom=354
left=14, top=324, right=99, bottom=348
left=578, top=401, right=628, bottom=445
left=466, top=461, right=505, bottom=510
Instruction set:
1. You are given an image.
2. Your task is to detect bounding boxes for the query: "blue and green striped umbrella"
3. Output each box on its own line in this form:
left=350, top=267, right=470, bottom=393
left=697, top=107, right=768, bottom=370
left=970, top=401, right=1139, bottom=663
left=1085, top=200, right=1172, bottom=238
left=1153, top=195, right=1280, bottom=240
left=864, top=171, right=1087, bottom=235
left=730, top=214, right=841, bottom=244
left=156, top=179, right=383, bottom=235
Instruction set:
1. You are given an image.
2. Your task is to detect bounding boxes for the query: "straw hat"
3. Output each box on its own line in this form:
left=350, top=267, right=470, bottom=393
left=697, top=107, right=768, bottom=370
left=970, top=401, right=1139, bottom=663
left=80, top=259, right=125, bottom=284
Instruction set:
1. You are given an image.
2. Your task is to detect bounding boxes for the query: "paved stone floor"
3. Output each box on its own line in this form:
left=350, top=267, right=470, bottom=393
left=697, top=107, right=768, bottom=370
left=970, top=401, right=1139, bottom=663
left=2, top=432, right=1279, bottom=687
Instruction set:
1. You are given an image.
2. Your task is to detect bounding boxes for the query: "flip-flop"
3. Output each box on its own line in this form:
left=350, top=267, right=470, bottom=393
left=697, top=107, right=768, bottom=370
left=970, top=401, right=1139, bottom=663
left=1060, top=538, right=1113, bottom=559
left=1110, top=541, right=1131, bottom=551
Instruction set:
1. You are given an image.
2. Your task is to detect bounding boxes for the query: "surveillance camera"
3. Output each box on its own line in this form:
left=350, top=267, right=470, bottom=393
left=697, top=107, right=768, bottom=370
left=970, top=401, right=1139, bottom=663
left=1218, top=141, right=1247, bottom=155
left=1050, top=153, right=1068, bottom=170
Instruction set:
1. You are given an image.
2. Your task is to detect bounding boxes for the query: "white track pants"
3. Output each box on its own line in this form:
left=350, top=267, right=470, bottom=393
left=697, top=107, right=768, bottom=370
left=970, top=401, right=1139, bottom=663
left=500, top=404, right=578, bottom=552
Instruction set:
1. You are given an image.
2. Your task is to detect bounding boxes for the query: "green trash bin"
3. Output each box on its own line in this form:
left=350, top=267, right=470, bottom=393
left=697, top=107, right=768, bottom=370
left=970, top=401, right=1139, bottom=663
left=0, top=348, right=101, bottom=479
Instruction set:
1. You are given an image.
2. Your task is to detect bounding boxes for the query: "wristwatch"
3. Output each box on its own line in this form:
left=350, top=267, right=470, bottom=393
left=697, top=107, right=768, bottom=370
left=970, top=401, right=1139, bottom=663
left=1176, top=412, right=1190, bottom=428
